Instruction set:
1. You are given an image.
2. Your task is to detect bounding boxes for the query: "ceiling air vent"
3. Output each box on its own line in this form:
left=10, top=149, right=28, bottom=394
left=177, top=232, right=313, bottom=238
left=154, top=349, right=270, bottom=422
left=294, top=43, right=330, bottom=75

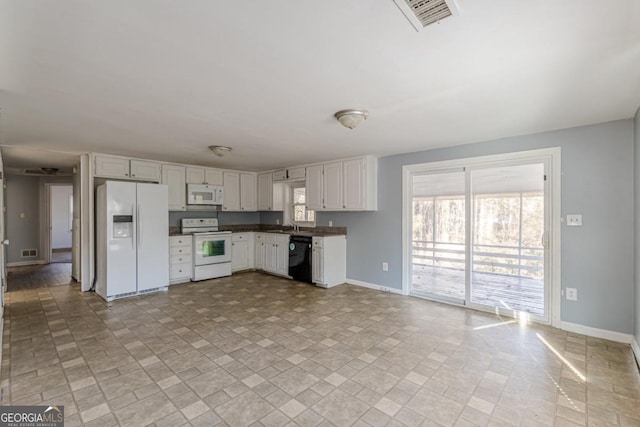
left=394, top=0, right=461, bottom=31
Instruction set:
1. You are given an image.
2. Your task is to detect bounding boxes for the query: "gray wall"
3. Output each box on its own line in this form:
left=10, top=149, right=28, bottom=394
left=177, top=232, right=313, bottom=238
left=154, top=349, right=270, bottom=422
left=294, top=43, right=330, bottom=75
left=634, top=107, right=640, bottom=347
left=6, top=175, right=40, bottom=263
left=317, top=119, right=635, bottom=335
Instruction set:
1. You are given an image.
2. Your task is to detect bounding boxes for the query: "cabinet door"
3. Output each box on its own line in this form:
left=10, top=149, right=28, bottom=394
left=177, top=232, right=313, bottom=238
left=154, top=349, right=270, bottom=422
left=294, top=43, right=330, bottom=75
left=205, top=168, right=224, bottom=185
left=265, top=243, right=277, bottom=273
left=312, top=247, right=323, bottom=284
left=130, top=160, right=161, bottom=181
left=223, top=171, right=241, bottom=211
left=272, top=169, right=287, bottom=181
left=95, top=155, right=129, bottom=178
left=343, top=158, right=366, bottom=210
left=305, top=165, right=324, bottom=210
left=287, top=166, right=306, bottom=180
left=185, top=167, right=205, bottom=184
left=323, top=161, right=343, bottom=210
left=276, top=236, right=289, bottom=276
left=232, top=240, right=249, bottom=271
left=240, top=173, right=257, bottom=211
left=162, top=165, right=186, bottom=211
left=257, top=173, right=273, bottom=211
left=255, top=234, right=266, bottom=270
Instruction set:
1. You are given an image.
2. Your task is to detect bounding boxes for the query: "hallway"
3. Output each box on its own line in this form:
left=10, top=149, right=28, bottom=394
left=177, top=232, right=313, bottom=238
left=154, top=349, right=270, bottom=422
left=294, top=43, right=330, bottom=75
left=7, top=262, right=74, bottom=292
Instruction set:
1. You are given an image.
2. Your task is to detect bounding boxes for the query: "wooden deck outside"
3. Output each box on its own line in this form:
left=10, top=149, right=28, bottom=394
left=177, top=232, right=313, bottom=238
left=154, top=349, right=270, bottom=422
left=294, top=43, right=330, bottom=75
left=412, top=264, right=544, bottom=316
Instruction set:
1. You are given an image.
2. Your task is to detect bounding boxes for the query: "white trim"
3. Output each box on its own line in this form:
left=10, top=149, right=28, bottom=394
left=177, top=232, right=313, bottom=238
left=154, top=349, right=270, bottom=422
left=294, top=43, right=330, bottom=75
left=632, top=337, right=640, bottom=365
left=402, top=147, right=561, bottom=324
left=80, top=154, right=93, bottom=292
left=8, top=260, right=47, bottom=267
left=346, top=278, right=404, bottom=295
left=560, top=321, right=633, bottom=344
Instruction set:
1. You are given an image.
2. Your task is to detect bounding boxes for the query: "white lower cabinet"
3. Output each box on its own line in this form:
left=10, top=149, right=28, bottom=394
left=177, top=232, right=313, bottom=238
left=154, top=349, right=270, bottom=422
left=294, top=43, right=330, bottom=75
left=256, top=233, right=290, bottom=277
left=255, top=233, right=266, bottom=270
left=312, top=235, right=346, bottom=288
left=231, top=232, right=254, bottom=272
left=169, top=235, right=192, bottom=284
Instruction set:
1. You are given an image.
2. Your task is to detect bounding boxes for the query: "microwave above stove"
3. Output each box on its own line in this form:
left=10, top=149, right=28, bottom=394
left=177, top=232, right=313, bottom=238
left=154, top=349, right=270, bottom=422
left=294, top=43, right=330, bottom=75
left=187, top=184, right=224, bottom=206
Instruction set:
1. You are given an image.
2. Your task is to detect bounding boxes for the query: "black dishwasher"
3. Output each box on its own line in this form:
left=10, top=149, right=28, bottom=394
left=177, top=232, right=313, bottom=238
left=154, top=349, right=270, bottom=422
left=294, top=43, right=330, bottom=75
left=288, top=235, right=312, bottom=284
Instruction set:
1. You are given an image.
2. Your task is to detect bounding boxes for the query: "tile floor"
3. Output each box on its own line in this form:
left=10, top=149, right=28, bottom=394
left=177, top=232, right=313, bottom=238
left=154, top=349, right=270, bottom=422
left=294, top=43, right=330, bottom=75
left=1, top=271, right=639, bottom=426
left=7, top=262, right=74, bottom=292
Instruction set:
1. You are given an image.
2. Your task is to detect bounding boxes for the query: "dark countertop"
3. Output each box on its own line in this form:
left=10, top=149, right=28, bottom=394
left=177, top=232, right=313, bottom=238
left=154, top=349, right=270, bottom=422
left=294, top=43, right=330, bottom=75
left=169, top=224, right=346, bottom=237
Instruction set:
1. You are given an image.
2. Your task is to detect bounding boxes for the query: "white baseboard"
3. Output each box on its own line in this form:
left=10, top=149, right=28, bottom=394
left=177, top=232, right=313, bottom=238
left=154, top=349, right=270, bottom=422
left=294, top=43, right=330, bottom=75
left=346, top=278, right=404, bottom=295
left=7, top=260, right=46, bottom=267
left=632, top=337, right=640, bottom=365
left=560, top=321, right=633, bottom=344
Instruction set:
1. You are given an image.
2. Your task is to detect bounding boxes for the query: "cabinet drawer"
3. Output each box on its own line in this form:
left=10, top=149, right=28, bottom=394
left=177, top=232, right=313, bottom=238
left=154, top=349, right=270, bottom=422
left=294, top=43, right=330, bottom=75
left=232, top=233, right=249, bottom=242
left=170, top=236, right=192, bottom=247
left=170, top=254, right=192, bottom=264
left=312, top=238, right=323, bottom=248
left=170, top=263, right=191, bottom=279
left=170, top=246, right=191, bottom=256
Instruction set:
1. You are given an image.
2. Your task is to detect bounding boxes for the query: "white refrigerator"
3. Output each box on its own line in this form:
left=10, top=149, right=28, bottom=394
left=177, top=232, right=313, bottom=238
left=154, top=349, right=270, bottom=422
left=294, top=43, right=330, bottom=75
left=96, top=181, right=169, bottom=301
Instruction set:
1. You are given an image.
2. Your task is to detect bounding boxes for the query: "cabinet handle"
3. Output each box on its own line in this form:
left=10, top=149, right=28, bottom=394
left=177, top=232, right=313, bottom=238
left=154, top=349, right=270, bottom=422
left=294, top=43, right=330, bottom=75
left=125, top=173, right=129, bottom=176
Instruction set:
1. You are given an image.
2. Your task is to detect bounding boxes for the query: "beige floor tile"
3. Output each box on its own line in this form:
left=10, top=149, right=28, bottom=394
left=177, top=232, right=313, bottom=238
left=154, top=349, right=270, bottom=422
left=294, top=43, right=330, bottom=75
left=3, top=269, right=640, bottom=427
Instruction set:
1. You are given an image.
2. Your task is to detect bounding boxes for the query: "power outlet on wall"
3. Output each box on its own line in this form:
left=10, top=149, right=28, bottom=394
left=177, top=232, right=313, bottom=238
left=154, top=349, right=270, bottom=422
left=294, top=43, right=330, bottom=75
left=566, top=288, right=578, bottom=301
left=382, top=262, right=389, bottom=271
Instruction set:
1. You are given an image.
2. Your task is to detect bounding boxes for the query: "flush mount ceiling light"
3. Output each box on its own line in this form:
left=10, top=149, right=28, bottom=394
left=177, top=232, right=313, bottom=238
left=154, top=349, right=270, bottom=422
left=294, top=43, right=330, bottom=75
left=208, top=145, right=232, bottom=157
left=334, top=109, right=369, bottom=129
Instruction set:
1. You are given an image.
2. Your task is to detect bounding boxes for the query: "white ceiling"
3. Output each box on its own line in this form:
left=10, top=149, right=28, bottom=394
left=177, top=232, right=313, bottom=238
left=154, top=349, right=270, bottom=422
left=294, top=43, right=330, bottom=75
left=1, top=1, right=639, bottom=171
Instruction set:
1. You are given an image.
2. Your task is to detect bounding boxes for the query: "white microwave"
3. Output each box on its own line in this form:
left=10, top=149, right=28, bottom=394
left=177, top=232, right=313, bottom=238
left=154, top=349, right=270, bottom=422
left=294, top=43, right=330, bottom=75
left=187, top=184, right=224, bottom=206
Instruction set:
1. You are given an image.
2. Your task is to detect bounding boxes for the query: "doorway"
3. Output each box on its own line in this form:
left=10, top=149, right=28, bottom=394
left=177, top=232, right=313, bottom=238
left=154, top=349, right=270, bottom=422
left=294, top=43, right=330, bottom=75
left=403, top=148, right=560, bottom=325
left=49, top=184, right=73, bottom=263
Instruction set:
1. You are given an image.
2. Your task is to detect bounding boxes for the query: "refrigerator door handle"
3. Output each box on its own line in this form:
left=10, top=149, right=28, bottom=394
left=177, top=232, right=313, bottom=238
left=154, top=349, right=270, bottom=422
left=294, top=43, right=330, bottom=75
left=138, top=204, right=143, bottom=249
left=131, top=204, right=136, bottom=249
left=136, top=204, right=141, bottom=249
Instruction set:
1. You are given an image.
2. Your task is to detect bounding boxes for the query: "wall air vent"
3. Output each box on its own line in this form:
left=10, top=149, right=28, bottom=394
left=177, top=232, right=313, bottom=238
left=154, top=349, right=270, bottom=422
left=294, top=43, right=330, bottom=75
left=21, top=249, right=38, bottom=258
left=394, top=0, right=461, bottom=31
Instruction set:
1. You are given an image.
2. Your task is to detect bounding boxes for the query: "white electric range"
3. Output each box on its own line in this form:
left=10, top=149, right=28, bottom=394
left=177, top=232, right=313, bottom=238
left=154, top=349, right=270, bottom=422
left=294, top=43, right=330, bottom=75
left=181, top=218, right=232, bottom=281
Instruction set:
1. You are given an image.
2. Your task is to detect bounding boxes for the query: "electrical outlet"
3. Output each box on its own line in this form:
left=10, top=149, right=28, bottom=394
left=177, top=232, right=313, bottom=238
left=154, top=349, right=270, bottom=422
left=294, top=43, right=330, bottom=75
left=566, top=288, right=578, bottom=301
left=328, top=220, right=333, bottom=227
left=276, top=219, right=280, bottom=225
left=382, top=262, right=389, bottom=271
left=566, top=214, right=582, bottom=226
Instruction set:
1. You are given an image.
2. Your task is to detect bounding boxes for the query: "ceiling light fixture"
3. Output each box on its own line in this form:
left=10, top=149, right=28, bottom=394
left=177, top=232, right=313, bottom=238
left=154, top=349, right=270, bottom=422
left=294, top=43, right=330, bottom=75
left=334, top=109, right=369, bottom=129
left=208, top=145, right=232, bottom=157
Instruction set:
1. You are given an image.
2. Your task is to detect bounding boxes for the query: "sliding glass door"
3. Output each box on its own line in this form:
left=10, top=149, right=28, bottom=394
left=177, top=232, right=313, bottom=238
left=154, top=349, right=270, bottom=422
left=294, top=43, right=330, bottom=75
left=411, top=170, right=466, bottom=303
left=409, top=157, right=550, bottom=322
left=469, top=164, right=546, bottom=317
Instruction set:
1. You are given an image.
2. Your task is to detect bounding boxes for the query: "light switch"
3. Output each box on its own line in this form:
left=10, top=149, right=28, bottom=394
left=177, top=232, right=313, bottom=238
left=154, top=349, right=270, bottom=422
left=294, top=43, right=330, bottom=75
left=566, top=214, right=582, bottom=226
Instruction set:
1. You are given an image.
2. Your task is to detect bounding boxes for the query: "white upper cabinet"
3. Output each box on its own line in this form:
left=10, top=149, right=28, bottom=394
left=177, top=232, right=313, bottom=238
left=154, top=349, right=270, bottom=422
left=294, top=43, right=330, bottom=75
left=272, top=169, right=287, bottom=181
left=223, top=171, right=256, bottom=211
left=343, top=156, right=377, bottom=210
left=94, top=155, right=130, bottom=179
left=130, top=160, right=161, bottom=181
left=272, top=167, right=305, bottom=181
left=161, top=164, right=186, bottom=211
left=185, top=166, right=223, bottom=185
left=323, top=161, right=343, bottom=210
left=304, top=156, right=377, bottom=211
left=240, top=173, right=257, bottom=211
left=223, top=171, right=241, bottom=211
left=305, top=165, right=324, bottom=210
left=257, top=172, right=273, bottom=211
left=94, top=155, right=160, bottom=182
